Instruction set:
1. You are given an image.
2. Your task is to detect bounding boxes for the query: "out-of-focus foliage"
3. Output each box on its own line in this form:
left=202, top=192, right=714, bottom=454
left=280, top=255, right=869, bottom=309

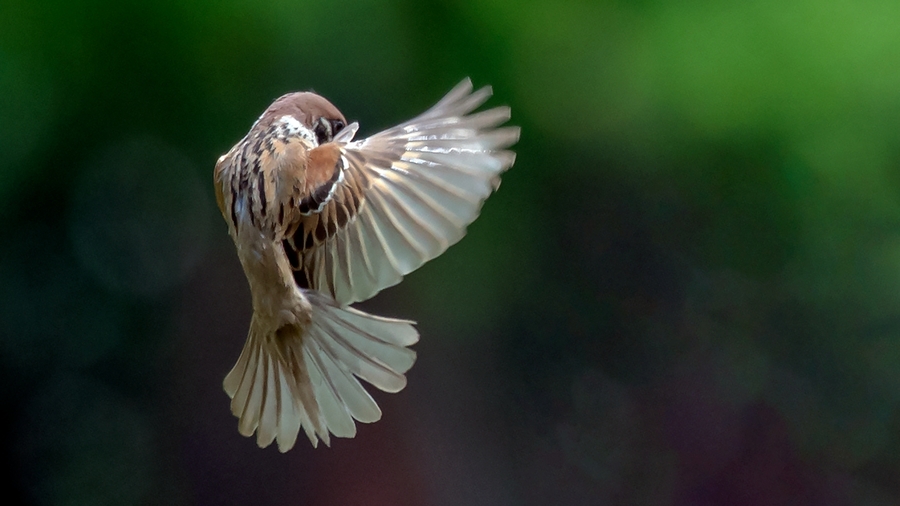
left=3, top=0, right=900, bottom=504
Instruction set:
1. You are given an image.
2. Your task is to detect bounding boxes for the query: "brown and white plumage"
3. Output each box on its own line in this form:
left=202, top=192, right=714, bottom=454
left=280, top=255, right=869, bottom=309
left=214, top=78, right=519, bottom=451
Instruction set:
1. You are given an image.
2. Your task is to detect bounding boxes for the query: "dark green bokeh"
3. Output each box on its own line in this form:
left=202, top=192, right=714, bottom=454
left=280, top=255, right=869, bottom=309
left=3, top=0, right=900, bottom=504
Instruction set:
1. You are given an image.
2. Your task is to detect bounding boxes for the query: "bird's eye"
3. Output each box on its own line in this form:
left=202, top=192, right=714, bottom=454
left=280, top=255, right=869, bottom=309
left=330, top=119, right=345, bottom=135
left=313, top=117, right=332, bottom=145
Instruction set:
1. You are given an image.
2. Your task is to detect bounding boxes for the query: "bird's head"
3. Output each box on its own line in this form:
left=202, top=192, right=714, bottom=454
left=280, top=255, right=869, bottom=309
left=258, top=92, right=349, bottom=146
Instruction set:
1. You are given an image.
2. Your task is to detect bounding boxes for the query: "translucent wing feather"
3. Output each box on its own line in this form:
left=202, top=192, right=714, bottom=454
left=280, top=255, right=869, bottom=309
left=282, top=78, right=519, bottom=305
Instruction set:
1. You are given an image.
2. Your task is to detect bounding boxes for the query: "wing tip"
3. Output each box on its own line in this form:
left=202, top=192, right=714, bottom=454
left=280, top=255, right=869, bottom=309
left=456, top=77, right=475, bottom=93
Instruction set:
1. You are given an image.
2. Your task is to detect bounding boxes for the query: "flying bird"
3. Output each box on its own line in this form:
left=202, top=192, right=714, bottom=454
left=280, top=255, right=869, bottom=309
left=213, top=78, right=519, bottom=451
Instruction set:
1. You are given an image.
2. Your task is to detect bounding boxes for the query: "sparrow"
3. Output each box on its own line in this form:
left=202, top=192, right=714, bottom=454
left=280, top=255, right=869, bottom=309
left=214, top=78, right=519, bottom=452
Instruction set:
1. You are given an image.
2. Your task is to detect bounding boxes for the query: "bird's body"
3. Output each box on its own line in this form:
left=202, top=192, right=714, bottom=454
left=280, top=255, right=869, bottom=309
left=214, top=79, right=518, bottom=451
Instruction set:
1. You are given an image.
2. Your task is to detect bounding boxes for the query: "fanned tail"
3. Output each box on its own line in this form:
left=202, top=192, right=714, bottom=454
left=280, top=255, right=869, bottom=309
left=223, top=291, right=418, bottom=452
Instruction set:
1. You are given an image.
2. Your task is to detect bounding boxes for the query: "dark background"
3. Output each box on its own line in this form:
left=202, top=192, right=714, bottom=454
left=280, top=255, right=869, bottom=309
left=3, top=0, right=900, bottom=504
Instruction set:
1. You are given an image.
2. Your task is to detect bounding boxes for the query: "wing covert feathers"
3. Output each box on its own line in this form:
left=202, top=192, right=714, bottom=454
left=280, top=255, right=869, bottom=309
left=224, top=292, right=418, bottom=451
left=284, top=78, right=520, bottom=305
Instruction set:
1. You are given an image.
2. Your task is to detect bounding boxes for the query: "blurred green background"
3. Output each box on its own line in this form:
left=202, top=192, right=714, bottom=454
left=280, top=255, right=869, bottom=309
left=3, top=0, right=900, bottom=504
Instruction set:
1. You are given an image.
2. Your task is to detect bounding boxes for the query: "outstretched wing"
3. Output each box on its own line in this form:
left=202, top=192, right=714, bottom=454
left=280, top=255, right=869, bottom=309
left=281, top=78, right=519, bottom=305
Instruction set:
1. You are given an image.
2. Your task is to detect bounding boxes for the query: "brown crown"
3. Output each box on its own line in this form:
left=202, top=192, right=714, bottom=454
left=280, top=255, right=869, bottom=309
left=260, top=92, right=347, bottom=129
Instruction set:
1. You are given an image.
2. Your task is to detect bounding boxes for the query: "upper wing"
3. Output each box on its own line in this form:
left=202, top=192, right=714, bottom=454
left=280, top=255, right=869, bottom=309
left=281, top=78, right=520, bottom=305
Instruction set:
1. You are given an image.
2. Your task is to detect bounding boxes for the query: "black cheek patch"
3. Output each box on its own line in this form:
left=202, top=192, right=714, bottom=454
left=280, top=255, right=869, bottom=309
left=313, top=119, right=331, bottom=145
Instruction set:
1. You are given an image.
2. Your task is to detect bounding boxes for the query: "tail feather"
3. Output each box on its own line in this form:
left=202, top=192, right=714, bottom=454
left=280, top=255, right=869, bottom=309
left=223, top=292, right=418, bottom=452
left=307, top=330, right=382, bottom=424
left=225, top=324, right=324, bottom=449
